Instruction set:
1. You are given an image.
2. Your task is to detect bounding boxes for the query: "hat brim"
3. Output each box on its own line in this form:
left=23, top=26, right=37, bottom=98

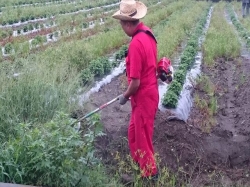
left=112, top=1, right=147, bottom=21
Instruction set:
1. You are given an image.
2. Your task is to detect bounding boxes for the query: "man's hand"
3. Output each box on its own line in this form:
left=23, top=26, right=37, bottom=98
left=118, top=94, right=129, bottom=105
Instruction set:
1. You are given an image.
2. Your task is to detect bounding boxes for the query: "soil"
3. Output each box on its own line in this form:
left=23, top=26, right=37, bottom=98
left=82, top=55, right=250, bottom=186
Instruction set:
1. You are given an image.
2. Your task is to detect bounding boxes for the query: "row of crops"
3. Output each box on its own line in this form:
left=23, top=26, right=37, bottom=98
left=0, top=0, right=163, bottom=59
left=0, top=0, right=248, bottom=186
left=162, top=6, right=211, bottom=108
left=0, top=0, right=118, bottom=22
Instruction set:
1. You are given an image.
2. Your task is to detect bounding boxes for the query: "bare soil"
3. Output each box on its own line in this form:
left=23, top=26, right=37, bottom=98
left=84, top=55, right=250, bottom=186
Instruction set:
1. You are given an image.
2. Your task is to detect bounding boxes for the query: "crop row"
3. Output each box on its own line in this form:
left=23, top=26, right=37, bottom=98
left=162, top=4, right=211, bottom=108
left=79, top=0, right=201, bottom=85
left=0, top=0, right=175, bottom=61
left=1, top=17, right=107, bottom=53
left=0, top=0, right=66, bottom=8
left=0, top=5, right=116, bottom=43
left=0, top=0, right=83, bottom=9
left=227, top=4, right=250, bottom=48
left=0, top=0, right=118, bottom=26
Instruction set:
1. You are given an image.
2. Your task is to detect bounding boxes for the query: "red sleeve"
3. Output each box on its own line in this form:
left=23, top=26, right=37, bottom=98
left=128, top=41, right=143, bottom=79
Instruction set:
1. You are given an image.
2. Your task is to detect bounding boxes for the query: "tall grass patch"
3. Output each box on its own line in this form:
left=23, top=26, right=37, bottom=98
left=0, top=60, right=79, bottom=139
left=202, top=2, right=240, bottom=66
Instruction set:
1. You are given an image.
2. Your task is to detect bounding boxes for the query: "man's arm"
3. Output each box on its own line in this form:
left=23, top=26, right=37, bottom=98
left=118, top=78, right=140, bottom=105
left=124, top=78, right=140, bottom=99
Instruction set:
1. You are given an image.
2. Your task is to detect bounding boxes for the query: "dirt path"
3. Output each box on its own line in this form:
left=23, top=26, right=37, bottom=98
left=84, top=54, right=250, bottom=186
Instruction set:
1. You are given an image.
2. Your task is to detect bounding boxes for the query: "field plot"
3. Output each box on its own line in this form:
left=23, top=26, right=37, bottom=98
left=1, top=0, right=250, bottom=187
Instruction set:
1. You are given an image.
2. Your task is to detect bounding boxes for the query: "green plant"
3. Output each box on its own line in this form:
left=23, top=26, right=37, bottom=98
left=197, top=75, right=215, bottom=96
left=0, top=113, right=112, bottom=187
left=80, top=68, right=94, bottom=85
left=69, top=46, right=92, bottom=71
left=89, top=59, right=104, bottom=77
left=162, top=90, right=178, bottom=108
left=173, top=70, right=185, bottom=85
left=0, top=63, right=79, bottom=136
left=209, top=96, right=217, bottom=115
left=28, top=24, right=34, bottom=31
left=0, top=30, right=8, bottom=40
left=115, top=45, right=128, bottom=60
left=82, top=22, right=88, bottom=28
left=100, top=57, right=112, bottom=74
left=168, top=80, right=182, bottom=95
left=4, top=43, right=13, bottom=54
left=31, top=38, right=39, bottom=47
left=23, top=25, right=28, bottom=32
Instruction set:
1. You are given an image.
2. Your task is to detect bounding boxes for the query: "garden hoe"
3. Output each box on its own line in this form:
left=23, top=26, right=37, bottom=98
left=71, top=96, right=120, bottom=130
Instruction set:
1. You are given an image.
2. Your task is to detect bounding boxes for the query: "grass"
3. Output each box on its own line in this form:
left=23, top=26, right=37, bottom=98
left=202, top=2, right=240, bottom=66
left=193, top=75, right=217, bottom=132
left=114, top=151, right=177, bottom=187
left=193, top=1, right=241, bottom=132
left=0, top=60, right=80, bottom=140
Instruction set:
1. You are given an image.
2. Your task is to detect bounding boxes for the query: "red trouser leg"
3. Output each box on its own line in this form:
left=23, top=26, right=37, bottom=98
left=128, top=100, right=157, bottom=177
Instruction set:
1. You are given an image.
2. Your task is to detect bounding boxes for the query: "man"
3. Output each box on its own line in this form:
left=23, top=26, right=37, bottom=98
left=242, top=0, right=250, bottom=18
left=112, top=0, right=159, bottom=181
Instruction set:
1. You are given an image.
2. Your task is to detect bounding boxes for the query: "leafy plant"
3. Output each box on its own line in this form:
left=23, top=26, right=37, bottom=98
left=168, top=80, right=182, bottom=95
left=89, top=59, right=104, bottom=77
left=173, top=70, right=185, bottom=85
left=80, top=68, right=94, bottom=85
left=162, top=90, right=178, bottom=108
left=0, top=113, right=110, bottom=187
left=4, top=43, right=13, bottom=54
left=23, top=25, right=28, bottom=32
left=115, top=45, right=128, bottom=60
left=101, top=57, right=112, bottom=74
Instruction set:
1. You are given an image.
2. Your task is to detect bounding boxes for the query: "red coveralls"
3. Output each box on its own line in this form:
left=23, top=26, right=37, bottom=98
left=125, top=22, right=159, bottom=177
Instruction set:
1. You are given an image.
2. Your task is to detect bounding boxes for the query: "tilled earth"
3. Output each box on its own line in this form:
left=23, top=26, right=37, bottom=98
left=85, top=56, right=250, bottom=186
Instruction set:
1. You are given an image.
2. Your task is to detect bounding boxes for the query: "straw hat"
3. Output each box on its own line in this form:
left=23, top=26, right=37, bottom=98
left=112, top=0, right=147, bottom=21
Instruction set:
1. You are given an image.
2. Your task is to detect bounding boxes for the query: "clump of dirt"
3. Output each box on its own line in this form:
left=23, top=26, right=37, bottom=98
left=86, top=56, right=250, bottom=186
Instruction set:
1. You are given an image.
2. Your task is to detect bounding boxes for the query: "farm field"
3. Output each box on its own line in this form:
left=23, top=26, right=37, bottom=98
left=1, top=0, right=250, bottom=187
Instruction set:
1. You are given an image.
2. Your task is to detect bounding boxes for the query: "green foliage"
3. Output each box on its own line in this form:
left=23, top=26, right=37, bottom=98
left=89, top=58, right=104, bottom=77
left=0, top=30, right=8, bottom=40
left=23, top=25, right=28, bottom=33
left=0, top=64, right=78, bottom=137
left=31, top=35, right=46, bottom=47
left=35, top=35, right=46, bottom=44
left=174, top=69, right=186, bottom=85
left=31, top=39, right=39, bottom=47
left=209, top=96, right=217, bottom=115
left=4, top=43, right=13, bottom=54
left=28, top=24, right=34, bottom=31
left=0, top=113, right=110, bottom=187
left=185, top=45, right=197, bottom=56
left=168, top=80, right=182, bottom=95
left=162, top=90, right=178, bottom=108
left=203, top=3, right=240, bottom=66
left=187, top=38, right=198, bottom=48
left=80, top=57, right=111, bottom=84
left=101, top=57, right=112, bottom=74
left=69, top=47, right=92, bottom=71
left=163, top=3, right=211, bottom=108
left=180, top=53, right=193, bottom=67
left=82, top=22, right=88, bottom=28
left=115, top=45, right=128, bottom=60
left=80, top=68, right=94, bottom=85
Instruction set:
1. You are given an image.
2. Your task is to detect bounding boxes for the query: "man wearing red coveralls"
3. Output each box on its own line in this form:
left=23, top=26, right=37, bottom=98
left=112, top=0, right=159, bottom=181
